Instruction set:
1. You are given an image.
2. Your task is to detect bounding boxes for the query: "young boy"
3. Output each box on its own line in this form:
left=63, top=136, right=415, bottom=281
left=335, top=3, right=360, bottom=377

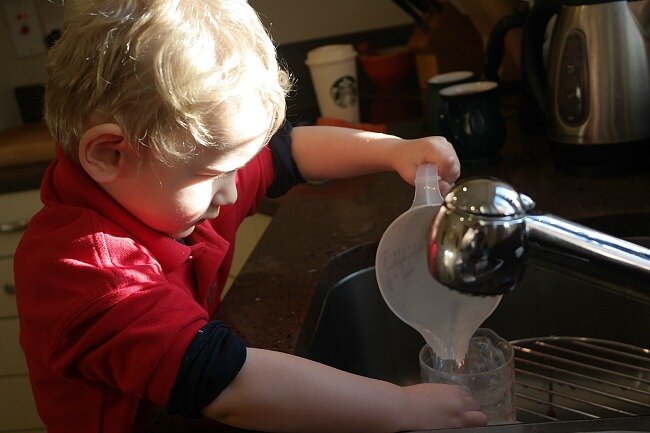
left=14, top=1, right=487, bottom=432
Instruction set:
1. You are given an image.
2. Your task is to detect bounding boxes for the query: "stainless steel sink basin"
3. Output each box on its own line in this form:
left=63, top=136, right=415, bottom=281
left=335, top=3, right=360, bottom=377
left=296, top=214, right=650, bottom=427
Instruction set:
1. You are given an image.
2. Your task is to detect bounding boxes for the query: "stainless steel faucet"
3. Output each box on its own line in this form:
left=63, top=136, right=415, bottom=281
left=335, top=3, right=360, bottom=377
left=427, top=177, right=650, bottom=296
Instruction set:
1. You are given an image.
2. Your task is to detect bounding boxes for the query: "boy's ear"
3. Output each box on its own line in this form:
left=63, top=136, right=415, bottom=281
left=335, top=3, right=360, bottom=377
left=78, top=123, right=132, bottom=184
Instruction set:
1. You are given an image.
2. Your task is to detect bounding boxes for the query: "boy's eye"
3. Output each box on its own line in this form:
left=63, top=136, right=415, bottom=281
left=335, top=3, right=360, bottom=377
left=200, top=169, right=236, bottom=179
left=218, top=169, right=237, bottom=178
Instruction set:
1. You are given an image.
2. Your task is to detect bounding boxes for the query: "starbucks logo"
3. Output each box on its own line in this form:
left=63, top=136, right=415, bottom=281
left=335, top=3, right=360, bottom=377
left=330, top=75, right=358, bottom=108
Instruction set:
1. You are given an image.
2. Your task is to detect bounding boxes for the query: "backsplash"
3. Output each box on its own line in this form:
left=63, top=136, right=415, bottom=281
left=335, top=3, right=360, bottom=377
left=0, top=1, right=411, bottom=133
left=278, top=24, right=417, bottom=125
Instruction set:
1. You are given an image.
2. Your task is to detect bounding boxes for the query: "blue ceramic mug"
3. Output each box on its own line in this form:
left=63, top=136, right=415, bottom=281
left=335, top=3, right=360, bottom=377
left=439, top=81, right=506, bottom=165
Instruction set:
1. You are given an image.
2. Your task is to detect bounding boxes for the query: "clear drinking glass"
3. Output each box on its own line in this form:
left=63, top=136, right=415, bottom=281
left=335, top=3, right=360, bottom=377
left=419, top=328, right=516, bottom=424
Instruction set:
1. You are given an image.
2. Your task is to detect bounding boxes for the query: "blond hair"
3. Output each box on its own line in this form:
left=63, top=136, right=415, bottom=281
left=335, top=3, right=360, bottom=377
left=45, top=0, right=290, bottom=163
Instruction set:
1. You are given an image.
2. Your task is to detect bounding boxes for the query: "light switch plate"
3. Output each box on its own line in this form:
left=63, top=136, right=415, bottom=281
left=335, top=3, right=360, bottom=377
left=3, top=0, right=45, bottom=57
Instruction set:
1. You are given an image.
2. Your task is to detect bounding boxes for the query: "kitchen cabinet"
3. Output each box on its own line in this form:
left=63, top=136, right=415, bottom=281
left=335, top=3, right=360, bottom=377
left=0, top=189, right=45, bottom=433
left=223, top=213, right=273, bottom=298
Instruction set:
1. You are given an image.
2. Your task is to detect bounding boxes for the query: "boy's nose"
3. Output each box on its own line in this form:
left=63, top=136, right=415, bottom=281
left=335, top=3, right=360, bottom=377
left=212, top=175, right=238, bottom=206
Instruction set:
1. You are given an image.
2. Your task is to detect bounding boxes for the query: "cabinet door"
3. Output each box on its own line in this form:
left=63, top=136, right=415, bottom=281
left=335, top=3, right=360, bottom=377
left=0, top=190, right=42, bottom=222
left=0, top=319, right=27, bottom=376
left=0, top=231, right=24, bottom=259
left=0, top=376, right=44, bottom=432
left=0, top=190, right=46, bottom=432
left=0, top=189, right=41, bottom=257
left=0, top=257, right=16, bottom=319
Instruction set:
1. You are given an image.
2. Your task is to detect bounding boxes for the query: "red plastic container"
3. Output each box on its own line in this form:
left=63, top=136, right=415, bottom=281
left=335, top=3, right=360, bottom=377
left=359, top=46, right=415, bottom=90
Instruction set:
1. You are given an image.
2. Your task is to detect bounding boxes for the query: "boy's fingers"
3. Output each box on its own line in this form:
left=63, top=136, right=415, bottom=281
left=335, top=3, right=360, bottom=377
left=433, top=140, right=460, bottom=183
left=464, top=410, right=488, bottom=426
left=439, top=181, right=451, bottom=196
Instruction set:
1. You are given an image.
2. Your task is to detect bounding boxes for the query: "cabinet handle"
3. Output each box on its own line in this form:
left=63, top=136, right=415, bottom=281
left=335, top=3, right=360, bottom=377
left=0, top=219, right=28, bottom=233
left=4, top=283, right=16, bottom=295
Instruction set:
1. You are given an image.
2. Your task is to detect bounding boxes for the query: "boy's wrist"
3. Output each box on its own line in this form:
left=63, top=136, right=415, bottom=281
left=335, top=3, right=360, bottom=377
left=378, top=135, right=403, bottom=173
left=391, top=385, right=424, bottom=432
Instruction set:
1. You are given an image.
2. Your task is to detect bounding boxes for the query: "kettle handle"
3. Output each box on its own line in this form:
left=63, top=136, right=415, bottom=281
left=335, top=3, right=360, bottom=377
left=484, top=9, right=527, bottom=82
left=521, top=0, right=562, bottom=119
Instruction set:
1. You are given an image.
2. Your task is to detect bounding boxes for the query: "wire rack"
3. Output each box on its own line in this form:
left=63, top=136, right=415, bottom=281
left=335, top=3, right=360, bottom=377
left=512, top=337, right=650, bottom=423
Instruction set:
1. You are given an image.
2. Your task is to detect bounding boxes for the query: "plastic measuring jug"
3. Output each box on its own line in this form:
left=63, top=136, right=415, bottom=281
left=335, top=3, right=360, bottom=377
left=375, top=164, right=502, bottom=362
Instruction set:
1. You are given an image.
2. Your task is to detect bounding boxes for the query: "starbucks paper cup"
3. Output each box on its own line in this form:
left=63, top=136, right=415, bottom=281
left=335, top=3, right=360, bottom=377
left=305, top=44, right=359, bottom=123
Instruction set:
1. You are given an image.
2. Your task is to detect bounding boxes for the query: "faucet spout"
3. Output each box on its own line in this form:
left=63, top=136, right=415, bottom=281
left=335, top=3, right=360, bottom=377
left=526, top=213, right=650, bottom=273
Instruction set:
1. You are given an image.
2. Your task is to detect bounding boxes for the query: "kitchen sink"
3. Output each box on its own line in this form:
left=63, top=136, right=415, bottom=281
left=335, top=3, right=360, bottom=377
left=296, top=213, right=650, bottom=428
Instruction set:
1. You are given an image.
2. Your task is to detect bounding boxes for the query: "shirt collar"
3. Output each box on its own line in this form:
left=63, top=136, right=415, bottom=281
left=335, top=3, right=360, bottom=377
left=43, top=148, right=193, bottom=273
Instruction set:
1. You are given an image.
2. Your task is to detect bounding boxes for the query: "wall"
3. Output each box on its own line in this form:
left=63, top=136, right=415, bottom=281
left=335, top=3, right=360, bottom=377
left=0, top=0, right=410, bottom=133
left=249, top=0, right=410, bottom=44
left=0, top=1, right=63, bottom=133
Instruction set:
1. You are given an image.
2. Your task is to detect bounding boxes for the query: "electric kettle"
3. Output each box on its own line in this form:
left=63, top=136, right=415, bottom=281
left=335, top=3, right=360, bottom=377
left=522, top=0, right=650, bottom=174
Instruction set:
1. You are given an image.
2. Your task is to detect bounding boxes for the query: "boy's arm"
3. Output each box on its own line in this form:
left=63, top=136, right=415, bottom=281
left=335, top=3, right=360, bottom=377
left=201, top=348, right=486, bottom=433
left=290, top=125, right=460, bottom=193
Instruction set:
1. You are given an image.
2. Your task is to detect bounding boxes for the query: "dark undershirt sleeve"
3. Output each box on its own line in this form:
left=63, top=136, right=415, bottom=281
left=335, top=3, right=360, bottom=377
left=167, top=321, right=246, bottom=418
left=267, top=121, right=306, bottom=198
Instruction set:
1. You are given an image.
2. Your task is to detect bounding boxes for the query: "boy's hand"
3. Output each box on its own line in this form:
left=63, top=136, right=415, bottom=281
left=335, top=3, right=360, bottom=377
left=389, top=136, right=460, bottom=195
left=399, top=383, right=488, bottom=430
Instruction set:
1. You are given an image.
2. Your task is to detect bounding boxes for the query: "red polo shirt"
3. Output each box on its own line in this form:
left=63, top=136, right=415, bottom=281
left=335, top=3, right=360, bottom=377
left=14, top=146, right=276, bottom=432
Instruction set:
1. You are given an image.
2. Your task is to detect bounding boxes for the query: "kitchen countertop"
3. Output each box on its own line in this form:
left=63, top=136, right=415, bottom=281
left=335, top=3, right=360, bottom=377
left=0, top=123, right=55, bottom=169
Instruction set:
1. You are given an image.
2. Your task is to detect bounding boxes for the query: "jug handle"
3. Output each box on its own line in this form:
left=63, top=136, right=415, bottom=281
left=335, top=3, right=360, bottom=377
left=412, top=163, right=443, bottom=208
left=521, top=0, right=562, bottom=119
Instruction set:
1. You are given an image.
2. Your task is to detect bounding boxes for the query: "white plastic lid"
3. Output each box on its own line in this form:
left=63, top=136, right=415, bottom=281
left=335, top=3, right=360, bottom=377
left=439, top=80, right=497, bottom=97
left=427, top=70, right=474, bottom=85
left=305, top=44, right=357, bottom=66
